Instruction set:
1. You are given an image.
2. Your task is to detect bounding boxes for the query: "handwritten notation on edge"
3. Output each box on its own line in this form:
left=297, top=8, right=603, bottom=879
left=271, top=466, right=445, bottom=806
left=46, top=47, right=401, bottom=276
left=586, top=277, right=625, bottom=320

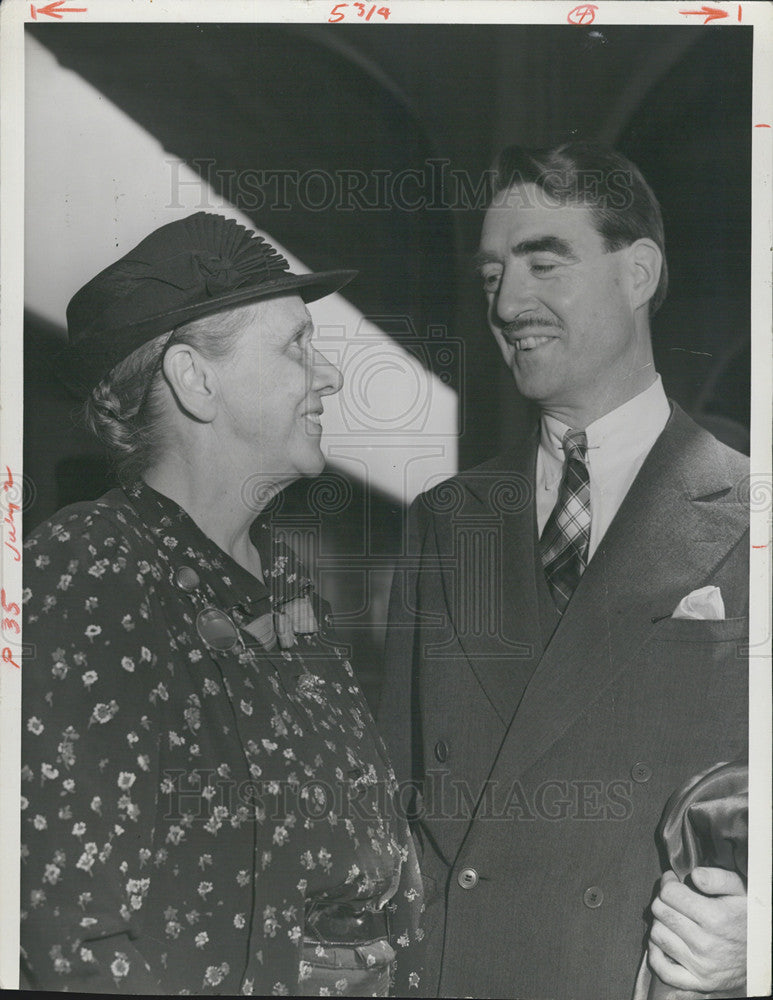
left=678, top=5, right=737, bottom=24
left=3, top=466, right=21, bottom=564
left=567, top=4, right=598, bottom=25
left=30, top=2, right=88, bottom=21
left=328, top=3, right=391, bottom=23
left=2, top=466, right=22, bottom=669
left=1, top=587, right=21, bottom=670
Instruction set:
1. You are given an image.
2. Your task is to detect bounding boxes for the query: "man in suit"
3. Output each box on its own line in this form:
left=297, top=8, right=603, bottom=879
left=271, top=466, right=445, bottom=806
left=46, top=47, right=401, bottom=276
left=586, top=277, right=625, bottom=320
left=380, top=143, right=749, bottom=999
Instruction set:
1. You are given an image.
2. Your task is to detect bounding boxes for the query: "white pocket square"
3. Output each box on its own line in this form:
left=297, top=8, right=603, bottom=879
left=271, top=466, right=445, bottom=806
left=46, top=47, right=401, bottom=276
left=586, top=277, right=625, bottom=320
left=672, top=585, right=725, bottom=620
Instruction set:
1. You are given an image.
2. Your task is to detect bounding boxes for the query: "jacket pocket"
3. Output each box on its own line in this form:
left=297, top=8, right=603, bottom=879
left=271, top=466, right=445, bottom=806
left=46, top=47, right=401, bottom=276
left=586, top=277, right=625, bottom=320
left=650, top=616, right=748, bottom=643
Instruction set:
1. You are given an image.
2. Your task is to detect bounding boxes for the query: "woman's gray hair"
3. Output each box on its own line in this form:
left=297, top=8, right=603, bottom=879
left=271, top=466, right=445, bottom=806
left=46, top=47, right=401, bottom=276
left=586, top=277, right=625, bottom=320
left=82, top=302, right=259, bottom=484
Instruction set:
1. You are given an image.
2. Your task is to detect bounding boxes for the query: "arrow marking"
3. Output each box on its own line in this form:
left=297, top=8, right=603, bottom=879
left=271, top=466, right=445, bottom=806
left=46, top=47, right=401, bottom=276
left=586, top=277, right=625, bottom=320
left=31, top=1, right=88, bottom=19
left=679, top=5, right=729, bottom=23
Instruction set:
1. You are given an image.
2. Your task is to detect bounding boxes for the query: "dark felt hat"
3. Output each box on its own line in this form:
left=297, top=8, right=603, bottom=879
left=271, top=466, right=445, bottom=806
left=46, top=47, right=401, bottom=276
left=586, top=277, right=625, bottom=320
left=61, top=212, right=357, bottom=398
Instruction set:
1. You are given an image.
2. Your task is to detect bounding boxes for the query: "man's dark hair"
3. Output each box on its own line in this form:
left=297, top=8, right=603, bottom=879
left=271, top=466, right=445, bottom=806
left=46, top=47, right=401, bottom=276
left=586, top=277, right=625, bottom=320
left=491, top=141, right=668, bottom=314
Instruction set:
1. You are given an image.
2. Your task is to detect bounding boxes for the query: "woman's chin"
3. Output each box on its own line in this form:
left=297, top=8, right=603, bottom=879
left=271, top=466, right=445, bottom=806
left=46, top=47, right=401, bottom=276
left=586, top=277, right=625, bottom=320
left=298, top=445, right=327, bottom=478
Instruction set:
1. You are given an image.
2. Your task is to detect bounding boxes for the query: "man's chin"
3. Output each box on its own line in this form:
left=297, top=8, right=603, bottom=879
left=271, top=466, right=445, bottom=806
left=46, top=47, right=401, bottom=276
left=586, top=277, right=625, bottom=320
left=508, top=365, right=560, bottom=405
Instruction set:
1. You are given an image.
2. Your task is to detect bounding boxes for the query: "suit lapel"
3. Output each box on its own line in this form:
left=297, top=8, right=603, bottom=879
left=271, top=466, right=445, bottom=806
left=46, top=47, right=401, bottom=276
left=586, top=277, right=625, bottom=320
left=486, top=404, right=748, bottom=780
left=436, top=422, right=545, bottom=723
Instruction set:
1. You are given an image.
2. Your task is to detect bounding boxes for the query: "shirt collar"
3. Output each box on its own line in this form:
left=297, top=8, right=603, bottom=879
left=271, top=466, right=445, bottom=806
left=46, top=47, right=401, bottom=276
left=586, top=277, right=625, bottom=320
left=539, top=376, right=670, bottom=488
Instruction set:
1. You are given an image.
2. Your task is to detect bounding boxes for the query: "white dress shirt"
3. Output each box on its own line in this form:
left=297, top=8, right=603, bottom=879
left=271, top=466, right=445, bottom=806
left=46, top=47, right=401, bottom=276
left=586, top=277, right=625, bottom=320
left=536, top=376, right=671, bottom=560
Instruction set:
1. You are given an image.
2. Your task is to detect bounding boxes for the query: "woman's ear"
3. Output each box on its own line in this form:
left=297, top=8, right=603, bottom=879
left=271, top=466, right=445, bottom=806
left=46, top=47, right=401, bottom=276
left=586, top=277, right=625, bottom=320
left=162, top=344, right=219, bottom=422
left=627, top=238, right=663, bottom=311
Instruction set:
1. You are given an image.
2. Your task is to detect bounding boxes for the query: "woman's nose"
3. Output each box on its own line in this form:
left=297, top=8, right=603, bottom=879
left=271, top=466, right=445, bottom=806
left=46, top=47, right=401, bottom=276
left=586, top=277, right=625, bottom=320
left=312, top=348, right=344, bottom=396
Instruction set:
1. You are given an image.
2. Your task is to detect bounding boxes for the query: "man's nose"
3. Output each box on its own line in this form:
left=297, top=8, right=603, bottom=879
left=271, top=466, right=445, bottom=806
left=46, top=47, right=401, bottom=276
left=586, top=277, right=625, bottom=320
left=494, top=266, right=533, bottom=324
left=311, top=348, right=344, bottom=396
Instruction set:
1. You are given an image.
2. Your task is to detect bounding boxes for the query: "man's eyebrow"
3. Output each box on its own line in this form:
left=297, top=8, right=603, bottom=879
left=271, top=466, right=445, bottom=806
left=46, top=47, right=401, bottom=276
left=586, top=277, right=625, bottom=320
left=512, top=236, right=578, bottom=259
left=471, top=237, right=579, bottom=271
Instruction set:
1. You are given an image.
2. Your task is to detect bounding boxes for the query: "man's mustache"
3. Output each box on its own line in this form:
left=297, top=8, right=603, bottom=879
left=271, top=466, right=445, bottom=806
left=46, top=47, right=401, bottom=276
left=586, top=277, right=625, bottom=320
left=500, top=315, right=563, bottom=339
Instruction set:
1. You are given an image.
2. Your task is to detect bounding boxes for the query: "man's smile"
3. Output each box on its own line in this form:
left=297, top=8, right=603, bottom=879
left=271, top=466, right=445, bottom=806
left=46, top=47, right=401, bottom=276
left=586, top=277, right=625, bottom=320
left=511, top=334, right=556, bottom=351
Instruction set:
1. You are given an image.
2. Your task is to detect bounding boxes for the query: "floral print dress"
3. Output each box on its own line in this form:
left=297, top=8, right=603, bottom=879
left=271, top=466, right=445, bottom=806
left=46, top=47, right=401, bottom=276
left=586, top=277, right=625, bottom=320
left=21, top=481, right=424, bottom=995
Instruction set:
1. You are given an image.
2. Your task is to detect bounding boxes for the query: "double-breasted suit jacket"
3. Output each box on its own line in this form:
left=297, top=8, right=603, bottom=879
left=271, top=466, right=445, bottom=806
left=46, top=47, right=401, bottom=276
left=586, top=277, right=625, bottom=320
left=380, top=403, right=749, bottom=1000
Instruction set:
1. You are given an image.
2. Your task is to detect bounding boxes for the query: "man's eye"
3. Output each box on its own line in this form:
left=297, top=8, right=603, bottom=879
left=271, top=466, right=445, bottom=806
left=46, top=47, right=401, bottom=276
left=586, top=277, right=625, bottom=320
left=481, top=270, right=502, bottom=292
left=530, top=260, right=560, bottom=275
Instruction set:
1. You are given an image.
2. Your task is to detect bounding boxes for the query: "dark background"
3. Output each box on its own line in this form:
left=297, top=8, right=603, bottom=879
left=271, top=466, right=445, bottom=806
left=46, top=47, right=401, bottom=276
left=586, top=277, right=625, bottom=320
left=25, top=23, right=753, bottom=706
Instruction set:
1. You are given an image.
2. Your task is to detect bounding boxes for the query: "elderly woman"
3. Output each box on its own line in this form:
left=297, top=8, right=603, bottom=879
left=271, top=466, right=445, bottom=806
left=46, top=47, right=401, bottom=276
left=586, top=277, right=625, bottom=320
left=20, top=214, right=424, bottom=996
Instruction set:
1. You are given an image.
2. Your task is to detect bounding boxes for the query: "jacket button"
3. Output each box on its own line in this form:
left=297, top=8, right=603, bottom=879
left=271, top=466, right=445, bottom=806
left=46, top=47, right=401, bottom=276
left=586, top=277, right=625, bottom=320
left=434, top=740, right=449, bottom=763
left=583, top=886, right=604, bottom=908
left=457, top=868, right=479, bottom=890
left=631, top=762, right=652, bottom=783
left=175, top=566, right=200, bottom=592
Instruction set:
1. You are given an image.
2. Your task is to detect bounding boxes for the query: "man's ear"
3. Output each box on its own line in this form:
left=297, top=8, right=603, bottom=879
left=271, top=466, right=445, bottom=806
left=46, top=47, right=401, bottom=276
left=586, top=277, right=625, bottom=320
left=627, top=238, right=662, bottom=311
left=162, top=344, right=219, bottom=422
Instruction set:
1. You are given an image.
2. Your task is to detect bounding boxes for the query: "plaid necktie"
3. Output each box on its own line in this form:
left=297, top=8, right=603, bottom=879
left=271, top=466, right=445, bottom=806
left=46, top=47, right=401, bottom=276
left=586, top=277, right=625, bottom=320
left=539, top=429, right=591, bottom=614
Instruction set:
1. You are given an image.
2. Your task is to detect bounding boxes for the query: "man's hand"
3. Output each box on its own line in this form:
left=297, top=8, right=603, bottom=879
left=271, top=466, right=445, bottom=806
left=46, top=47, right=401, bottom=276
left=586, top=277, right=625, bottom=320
left=647, top=867, right=747, bottom=994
